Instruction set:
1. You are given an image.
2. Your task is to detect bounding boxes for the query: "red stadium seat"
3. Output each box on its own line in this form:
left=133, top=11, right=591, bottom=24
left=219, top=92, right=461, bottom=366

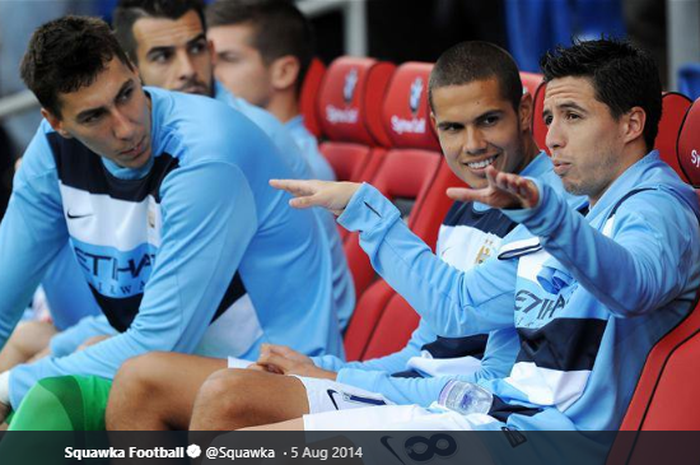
left=317, top=56, right=395, bottom=147
left=520, top=72, right=546, bottom=153
left=657, top=92, right=692, bottom=181
left=362, top=293, right=421, bottom=360
left=299, top=58, right=326, bottom=137
left=343, top=280, right=395, bottom=361
left=678, top=97, right=700, bottom=186
left=317, top=59, right=393, bottom=178
left=316, top=57, right=395, bottom=243
left=520, top=71, right=543, bottom=100
left=619, top=276, right=700, bottom=431
left=317, top=57, right=395, bottom=185
left=615, top=98, right=700, bottom=436
left=342, top=62, right=442, bottom=298
left=532, top=80, right=548, bottom=153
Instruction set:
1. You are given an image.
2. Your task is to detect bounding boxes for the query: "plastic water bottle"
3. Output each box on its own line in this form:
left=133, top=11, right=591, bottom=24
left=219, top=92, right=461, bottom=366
left=438, top=380, right=493, bottom=415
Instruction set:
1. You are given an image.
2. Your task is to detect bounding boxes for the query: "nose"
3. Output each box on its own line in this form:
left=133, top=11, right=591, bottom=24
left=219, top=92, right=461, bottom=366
left=464, top=127, right=487, bottom=156
left=545, top=116, right=564, bottom=153
left=112, top=109, right=137, bottom=141
left=176, top=50, right=197, bottom=82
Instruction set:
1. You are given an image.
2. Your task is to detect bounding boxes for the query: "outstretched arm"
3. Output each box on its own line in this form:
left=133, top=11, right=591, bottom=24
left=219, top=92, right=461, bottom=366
left=271, top=165, right=539, bottom=215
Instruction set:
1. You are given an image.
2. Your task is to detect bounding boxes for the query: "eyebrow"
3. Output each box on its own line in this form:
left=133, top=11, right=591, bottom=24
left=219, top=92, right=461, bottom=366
left=435, top=109, right=503, bottom=129
left=75, top=78, right=134, bottom=122
left=542, top=101, right=588, bottom=119
left=187, top=33, right=207, bottom=47
left=475, top=110, right=503, bottom=122
left=436, top=120, right=463, bottom=130
left=145, top=33, right=207, bottom=61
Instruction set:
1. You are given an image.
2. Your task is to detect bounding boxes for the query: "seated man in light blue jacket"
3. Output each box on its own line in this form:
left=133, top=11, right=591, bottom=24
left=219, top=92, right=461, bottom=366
left=0, top=15, right=342, bottom=431
left=0, top=0, right=354, bottom=374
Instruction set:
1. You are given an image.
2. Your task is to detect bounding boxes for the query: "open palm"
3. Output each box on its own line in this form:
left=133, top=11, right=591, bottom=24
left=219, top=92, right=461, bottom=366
left=446, top=166, right=540, bottom=209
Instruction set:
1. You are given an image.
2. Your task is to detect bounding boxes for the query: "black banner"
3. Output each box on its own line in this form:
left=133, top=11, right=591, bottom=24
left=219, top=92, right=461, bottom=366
left=0, top=430, right=698, bottom=465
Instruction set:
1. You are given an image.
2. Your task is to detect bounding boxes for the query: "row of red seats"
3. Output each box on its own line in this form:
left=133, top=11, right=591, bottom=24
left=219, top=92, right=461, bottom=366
left=301, top=57, right=700, bottom=439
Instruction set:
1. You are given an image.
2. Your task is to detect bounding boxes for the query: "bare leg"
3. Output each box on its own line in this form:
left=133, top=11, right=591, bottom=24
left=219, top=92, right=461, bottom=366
left=240, top=418, right=305, bottom=431
left=0, top=321, right=56, bottom=372
left=106, top=352, right=226, bottom=430
left=189, top=369, right=310, bottom=430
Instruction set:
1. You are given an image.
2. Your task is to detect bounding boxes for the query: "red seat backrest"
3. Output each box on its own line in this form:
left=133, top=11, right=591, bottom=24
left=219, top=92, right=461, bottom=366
left=678, top=97, right=700, bottom=187
left=299, top=58, right=326, bottom=138
left=317, top=57, right=395, bottom=243
left=520, top=71, right=544, bottom=100
left=619, top=278, right=700, bottom=431
left=317, top=56, right=395, bottom=181
left=343, top=279, right=395, bottom=361
left=657, top=92, right=692, bottom=181
left=381, top=61, right=440, bottom=151
left=532, top=80, right=548, bottom=154
left=617, top=101, right=700, bottom=435
left=317, top=56, right=395, bottom=147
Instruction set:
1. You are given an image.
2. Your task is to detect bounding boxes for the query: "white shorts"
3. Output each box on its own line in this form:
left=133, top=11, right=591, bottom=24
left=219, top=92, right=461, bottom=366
left=226, top=357, right=394, bottom=415
left=227, top=356, right=254, bottom=369
left=303, top=403, right=500, bottom=431
left=294, top=376, right=395, bottom=414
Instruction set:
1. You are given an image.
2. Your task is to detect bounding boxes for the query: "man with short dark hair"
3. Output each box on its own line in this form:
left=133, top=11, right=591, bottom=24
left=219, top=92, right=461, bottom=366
left=205, top=0, right=334, bottom=181
left=3, top=0, right=353, bottom=373
left=263, top=38, right=700, bottom=431
left=112, top=0, right=352, bottom=326
left=0, top=15, right=342, bottom=430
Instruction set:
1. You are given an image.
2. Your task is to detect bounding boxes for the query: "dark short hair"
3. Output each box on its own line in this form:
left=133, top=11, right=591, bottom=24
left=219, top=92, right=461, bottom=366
left=20, top=15, right=133, bottom=118
left=113, top=0, right=206, bottom=63
left=540, top=38, right=662, bottom=150
left=206, top=0, right=315, bottom=94
left=429, top=41, right=523, bottom=113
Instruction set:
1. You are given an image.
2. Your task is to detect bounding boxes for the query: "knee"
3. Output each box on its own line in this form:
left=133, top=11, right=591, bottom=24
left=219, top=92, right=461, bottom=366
left=9, top=321, right=53, bottom=356
left=195, top=369, right=255, bottom=419
left=112, top=352, right=170, bottom=398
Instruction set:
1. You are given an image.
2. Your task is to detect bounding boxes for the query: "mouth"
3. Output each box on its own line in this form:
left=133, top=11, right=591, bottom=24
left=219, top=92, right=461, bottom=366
left=553, top=159, right=572, bottom=176
left=120, top=137, right=146, bottom=159
left=464, top=154, right=500, bottom=171
left=178, top=83, right=208, bottom=95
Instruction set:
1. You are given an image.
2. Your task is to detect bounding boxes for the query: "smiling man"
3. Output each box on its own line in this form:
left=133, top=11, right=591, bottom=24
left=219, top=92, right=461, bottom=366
left=0, top=15, right=342, bottom=430
left=261, top=38, right=700, bottom=433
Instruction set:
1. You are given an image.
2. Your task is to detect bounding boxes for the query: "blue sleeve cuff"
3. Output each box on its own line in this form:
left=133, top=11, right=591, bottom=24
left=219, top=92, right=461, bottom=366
left=500, top=177, right=568, bottom=239
left=337, top=183, right=401, bottom=234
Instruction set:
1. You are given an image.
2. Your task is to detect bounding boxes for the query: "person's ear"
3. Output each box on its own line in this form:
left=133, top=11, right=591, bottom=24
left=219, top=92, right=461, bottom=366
left=41, top=108, right=72, bottom=139
left=622, top=106, right=646, bottom=145
left=518, top=91, right=533, bottom=133
left=270, top=55, right=300, bottom=91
